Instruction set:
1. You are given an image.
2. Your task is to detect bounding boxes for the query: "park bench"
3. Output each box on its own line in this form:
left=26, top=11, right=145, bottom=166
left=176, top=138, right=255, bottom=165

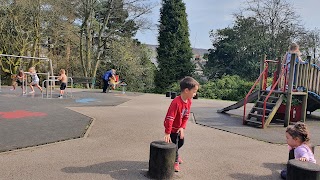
left=71, top=77, right=96, bottom=88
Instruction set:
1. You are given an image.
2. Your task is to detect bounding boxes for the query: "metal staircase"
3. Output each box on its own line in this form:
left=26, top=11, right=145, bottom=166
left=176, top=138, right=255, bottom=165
left=244, top=90, right=284, bottom=128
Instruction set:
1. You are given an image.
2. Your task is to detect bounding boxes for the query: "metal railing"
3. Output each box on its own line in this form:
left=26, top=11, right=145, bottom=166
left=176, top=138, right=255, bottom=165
left=243, top=64, right=269, bottom=124
left=41, top=76, right=73, bottom=99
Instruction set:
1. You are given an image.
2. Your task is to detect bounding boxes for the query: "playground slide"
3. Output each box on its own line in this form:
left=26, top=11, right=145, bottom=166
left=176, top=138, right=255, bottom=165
left=217, top=90, right=259, bottom=113
left=307, top=91, right=320, bottom=113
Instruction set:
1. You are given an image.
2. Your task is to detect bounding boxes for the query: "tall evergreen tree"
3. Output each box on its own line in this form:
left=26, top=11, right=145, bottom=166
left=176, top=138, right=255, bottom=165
left=155, top=0, right=194, bottom=92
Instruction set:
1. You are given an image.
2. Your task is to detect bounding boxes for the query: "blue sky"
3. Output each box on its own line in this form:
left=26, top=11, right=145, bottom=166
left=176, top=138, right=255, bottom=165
left=135, top=0, right=320, bottom=49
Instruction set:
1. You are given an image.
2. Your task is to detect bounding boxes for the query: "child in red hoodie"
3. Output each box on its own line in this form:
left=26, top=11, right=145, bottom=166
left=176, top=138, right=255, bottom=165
left=164, top=76, right=199, bottom=172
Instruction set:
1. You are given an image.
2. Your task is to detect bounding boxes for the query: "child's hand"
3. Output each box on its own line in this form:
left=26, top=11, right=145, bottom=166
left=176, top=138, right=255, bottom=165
left=298, top=157, right=307, bottom=161
left=177, top=128, right=184, bottom=139
left=164, top=133, right=171, bottom=143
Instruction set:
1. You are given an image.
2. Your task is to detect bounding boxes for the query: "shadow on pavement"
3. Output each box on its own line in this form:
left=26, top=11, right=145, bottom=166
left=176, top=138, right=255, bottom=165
left=229, top=162, right=285, bottom=180
left=62, top=161, right=149, bottom=179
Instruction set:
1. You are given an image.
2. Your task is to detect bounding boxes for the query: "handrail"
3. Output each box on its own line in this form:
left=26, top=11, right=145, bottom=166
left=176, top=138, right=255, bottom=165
left=265, top=60, right=278, bottom=63
left=243, top=64, right=269, bottom=124
left=41, top=77, right=73, bottom=99
left=261, top=66, right=286, bottom=128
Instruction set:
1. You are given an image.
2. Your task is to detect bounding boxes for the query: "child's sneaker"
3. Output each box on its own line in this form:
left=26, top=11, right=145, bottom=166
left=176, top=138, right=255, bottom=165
left=174, top=162, right=180, bottom=172
left=29, top=91, right=35, bottom=94
left=178, top=156, right=183, bottom=164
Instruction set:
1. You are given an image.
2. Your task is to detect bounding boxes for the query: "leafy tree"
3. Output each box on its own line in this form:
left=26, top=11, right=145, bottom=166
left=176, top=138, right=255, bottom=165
left=203, top=53, right=209, bottom=60
left=206, top=0, right=304, bottom=81
left=205, top=16, right=266, bottom=80
left=155, top=0, right=194, bottom=92
left=78, top=0, right=154, bottom=82
left=0, top=0, right=38, bottom=74
left=105, top=38, right=156, bottom=92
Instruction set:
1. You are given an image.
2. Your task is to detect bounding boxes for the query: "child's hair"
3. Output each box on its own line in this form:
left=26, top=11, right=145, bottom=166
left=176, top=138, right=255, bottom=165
left=18, top=69, right=24, bottom=76
left=60, top=69, right=65, bottom=74
left=29, top=67, right=36, bottom=73
left=289, top=43, right=299, bottom=51
left=286, top=123, right=310, bottom=143
left=180, top=76, right=199, bottom=91
left=11, top=74, right=17, bottom=79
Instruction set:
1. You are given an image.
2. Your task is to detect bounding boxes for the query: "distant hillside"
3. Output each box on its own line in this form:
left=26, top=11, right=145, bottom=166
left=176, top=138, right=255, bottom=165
left=192, top=48, right=209, bottom=56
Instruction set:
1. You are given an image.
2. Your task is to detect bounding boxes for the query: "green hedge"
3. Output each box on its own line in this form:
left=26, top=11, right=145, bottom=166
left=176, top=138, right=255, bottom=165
left=167, top=75, right=254, bottom=101
left=199, top=75, right=254, bottom=101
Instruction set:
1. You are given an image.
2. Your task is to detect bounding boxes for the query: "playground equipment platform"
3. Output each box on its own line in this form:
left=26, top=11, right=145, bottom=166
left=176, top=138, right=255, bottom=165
left=218, top=54, right=320, bottom=129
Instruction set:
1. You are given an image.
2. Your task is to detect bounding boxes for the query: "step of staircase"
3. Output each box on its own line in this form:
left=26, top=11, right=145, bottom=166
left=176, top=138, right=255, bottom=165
left=252, top=107, right=272, bottom=113
left=245, top=119, right=263, bottom=125
left=256, top=101, right=276, bottom=106
left=248, top=113, right=268, bottom=120
left=260, top=95, right=280, bottom=100
left=245, top=91, right=284, bottom=128
left=261, top=90, right=285, bottom=94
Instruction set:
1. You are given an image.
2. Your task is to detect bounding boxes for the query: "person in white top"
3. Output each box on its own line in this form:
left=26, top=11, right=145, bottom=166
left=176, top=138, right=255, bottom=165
left=28, top=67, right=43, bottom=94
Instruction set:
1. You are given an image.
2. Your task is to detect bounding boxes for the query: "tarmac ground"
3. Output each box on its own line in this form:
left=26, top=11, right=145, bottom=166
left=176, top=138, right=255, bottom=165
left=0, top=86, right=319, bottom=180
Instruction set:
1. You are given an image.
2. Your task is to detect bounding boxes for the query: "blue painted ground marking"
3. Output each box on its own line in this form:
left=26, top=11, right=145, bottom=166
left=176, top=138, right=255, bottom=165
left=76, top=98, right=97, bottom=103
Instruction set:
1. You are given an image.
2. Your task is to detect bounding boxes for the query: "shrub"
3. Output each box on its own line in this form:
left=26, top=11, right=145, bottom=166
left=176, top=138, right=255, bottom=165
left=164, top=75, right=254, bottom=101
left=199, top=75, right=254, bottom=101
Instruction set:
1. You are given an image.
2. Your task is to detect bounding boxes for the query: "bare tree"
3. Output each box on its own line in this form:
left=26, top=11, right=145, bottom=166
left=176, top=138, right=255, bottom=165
left=242, top=0, right=303, bottom=57
left=298, top=29, right=320, bottom=62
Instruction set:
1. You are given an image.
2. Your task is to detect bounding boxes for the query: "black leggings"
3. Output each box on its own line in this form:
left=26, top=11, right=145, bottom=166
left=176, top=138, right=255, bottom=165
left=102, top=79, right=109, bottom=92
left=170, top=133, right=184, bottom=162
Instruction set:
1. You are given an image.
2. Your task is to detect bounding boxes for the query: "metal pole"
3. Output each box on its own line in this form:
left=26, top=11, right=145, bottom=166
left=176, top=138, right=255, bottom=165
left=0, top=54, right=49, bottom=61
left=46, top=72, right=49, bottom=98
left=49, top=59, right=54, bottom=87
left=69, top=77, right=73, bottom=98
left=0, top=67, right=2, bottom=93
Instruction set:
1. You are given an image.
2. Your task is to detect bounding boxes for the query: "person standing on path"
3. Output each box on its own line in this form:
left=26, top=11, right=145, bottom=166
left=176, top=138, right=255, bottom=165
left=102, top=69, right=116, bottom=93
left=163, top=76, right=199, bottom=172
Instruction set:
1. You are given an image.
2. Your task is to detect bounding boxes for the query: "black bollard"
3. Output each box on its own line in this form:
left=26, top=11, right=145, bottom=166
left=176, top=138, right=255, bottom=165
left=148, top=141, right=176, bottom=180
left=287, top=159, right=320, bottom=180
left=171, top=92, right=177, bottom=99
left=166, top=91, right=171, bottom=97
